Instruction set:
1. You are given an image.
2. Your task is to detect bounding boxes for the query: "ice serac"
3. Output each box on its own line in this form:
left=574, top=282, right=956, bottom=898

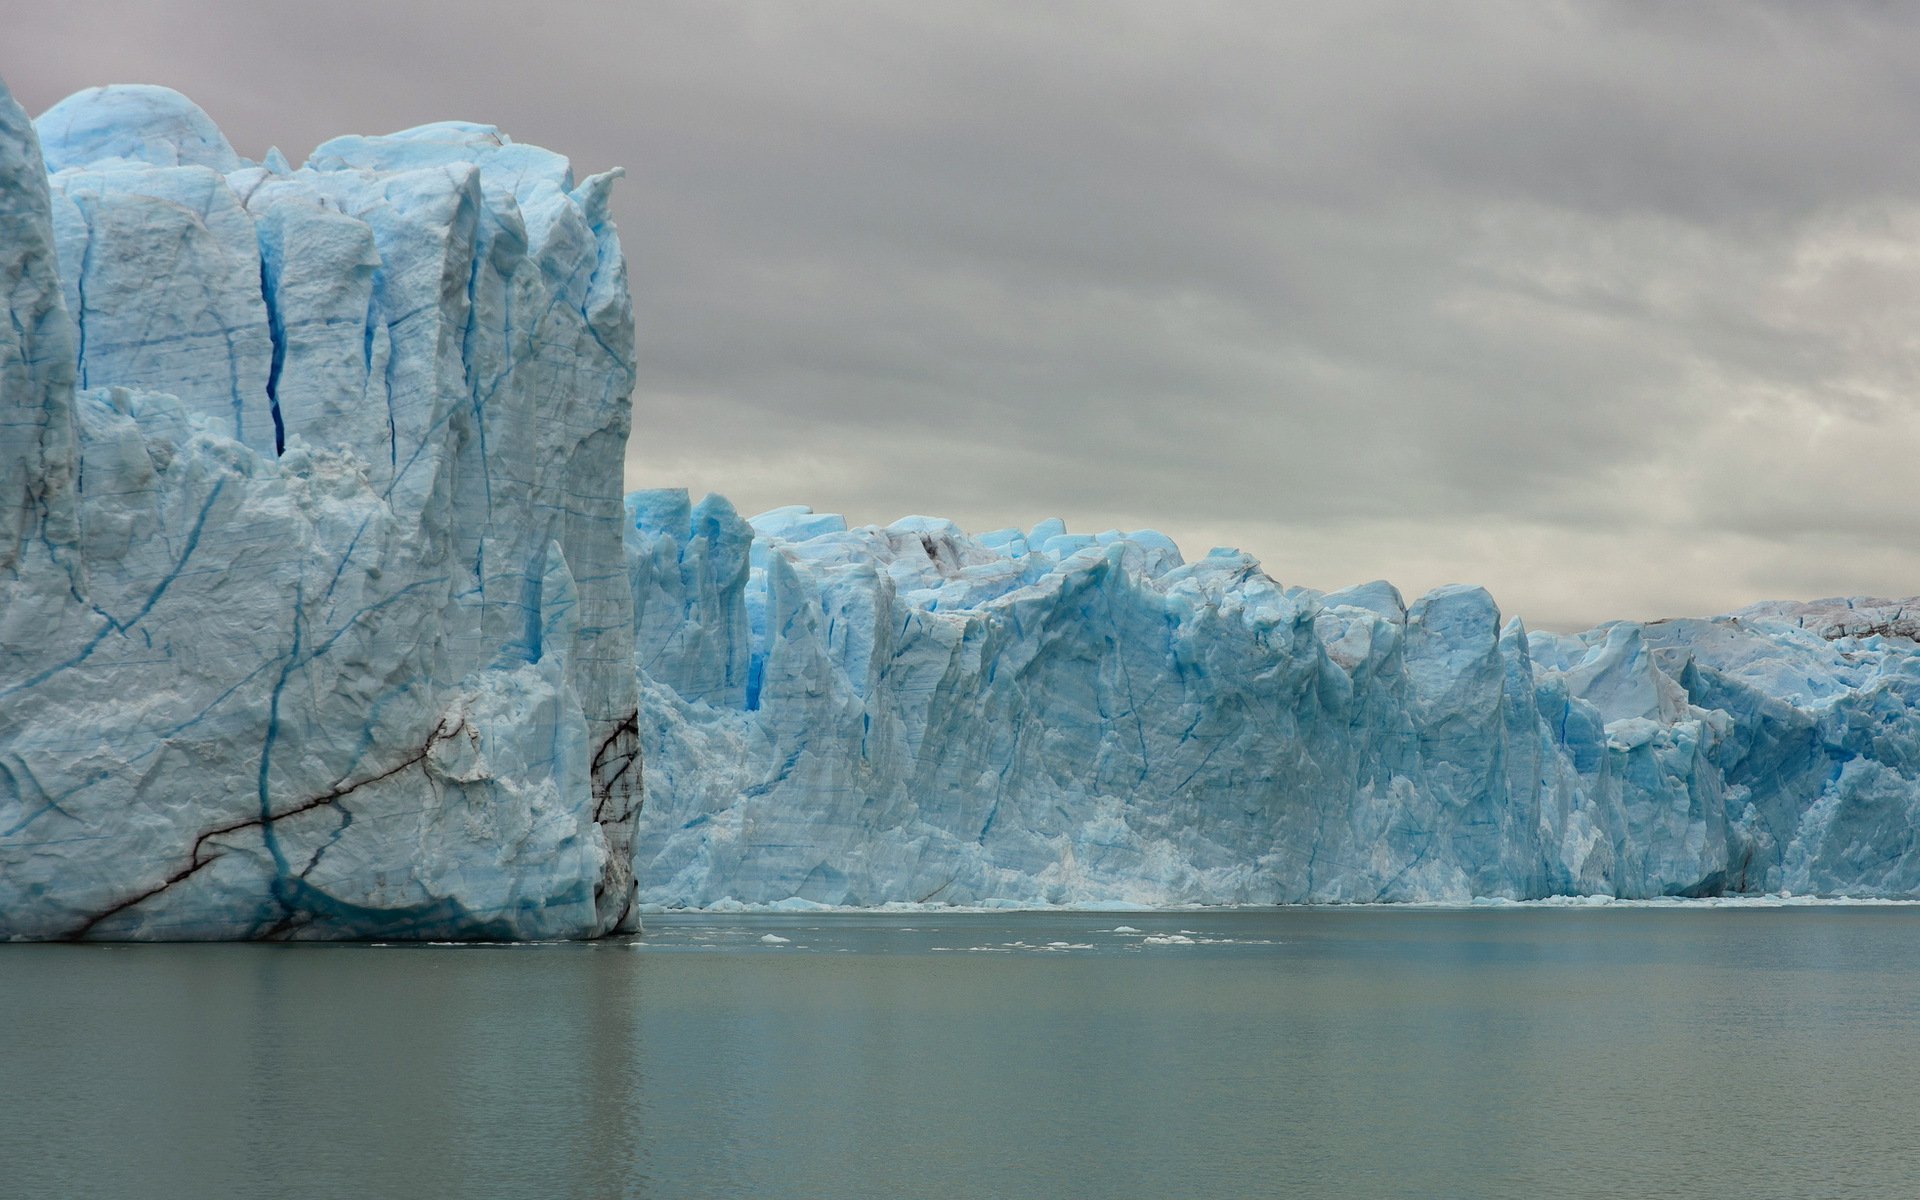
left=628, top=494, right=1920, bottom=907
left=0, top=82, right=640, bottom=939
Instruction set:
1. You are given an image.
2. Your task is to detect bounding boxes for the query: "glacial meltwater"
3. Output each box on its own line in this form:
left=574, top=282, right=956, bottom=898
left=5, top=906, right=1919, bottom=1198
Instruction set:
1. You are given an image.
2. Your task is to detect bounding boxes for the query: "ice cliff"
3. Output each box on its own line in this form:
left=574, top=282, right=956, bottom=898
left=628, top=493, right=1920, bottom=907
left=0, top=82, right=640, bottom=939
left=6, top=79, right=1915, bottom=934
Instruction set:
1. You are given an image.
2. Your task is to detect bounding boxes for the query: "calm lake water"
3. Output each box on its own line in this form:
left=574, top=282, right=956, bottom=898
left=4, top=906, right=1919, bottom=1198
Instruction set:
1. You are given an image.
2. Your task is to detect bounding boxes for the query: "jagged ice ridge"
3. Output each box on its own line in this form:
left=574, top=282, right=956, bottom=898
left=629, top=493, right=1920, bottom=907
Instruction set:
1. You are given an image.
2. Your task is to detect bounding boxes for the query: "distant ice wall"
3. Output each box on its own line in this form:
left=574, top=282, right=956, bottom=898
left=629, top=491, right=1919, bottom=907
left=0, top=82, right=640, bottom=939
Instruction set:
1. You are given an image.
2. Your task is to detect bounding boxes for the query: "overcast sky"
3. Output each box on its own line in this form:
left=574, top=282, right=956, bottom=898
left=5, top=1, right=1917, bottom=628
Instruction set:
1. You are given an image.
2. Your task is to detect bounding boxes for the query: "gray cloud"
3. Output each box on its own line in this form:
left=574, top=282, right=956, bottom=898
left=5, top=0, right=1918, bottom=628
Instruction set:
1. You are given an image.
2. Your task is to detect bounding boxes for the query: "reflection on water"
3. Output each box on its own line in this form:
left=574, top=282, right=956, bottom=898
left=4, top=907, right=1919, bottom=1198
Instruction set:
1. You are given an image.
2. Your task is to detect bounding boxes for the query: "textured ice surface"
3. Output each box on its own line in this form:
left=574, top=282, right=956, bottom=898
left=629, top=493, right=1920, bottom=907
left=0, top=83, right=640, bottom=939
left=9, top=81, right=1916, bottom=931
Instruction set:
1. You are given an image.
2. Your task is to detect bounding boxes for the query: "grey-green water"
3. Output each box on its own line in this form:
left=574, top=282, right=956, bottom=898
left=4, top=907, right=1919, bottom=1199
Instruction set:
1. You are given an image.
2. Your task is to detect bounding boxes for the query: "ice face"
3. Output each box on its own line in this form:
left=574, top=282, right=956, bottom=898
left=9, top=78, right=1917, bottom=932
left=0, top=81, right=640, bottom=939
left=628, top=495, right=1920, bottom=908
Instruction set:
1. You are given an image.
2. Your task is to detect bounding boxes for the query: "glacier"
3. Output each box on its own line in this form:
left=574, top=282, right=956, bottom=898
left=0, top=81, right=640, bottom=939
left=628, top=492, right=1920, bottom=908
left=7, top=76, right=1920, bottom=936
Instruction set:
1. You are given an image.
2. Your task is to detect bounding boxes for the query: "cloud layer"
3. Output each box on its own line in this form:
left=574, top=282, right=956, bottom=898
left=6, top=0, right=1917, bottom=627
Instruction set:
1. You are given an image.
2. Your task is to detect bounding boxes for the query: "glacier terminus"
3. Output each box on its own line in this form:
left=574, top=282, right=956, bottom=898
left=4, top=78, right=1920, bottom=938
left=629, top=495, right=1920, bottom=909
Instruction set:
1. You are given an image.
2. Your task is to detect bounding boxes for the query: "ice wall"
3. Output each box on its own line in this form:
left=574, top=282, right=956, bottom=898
left=629, top=492, right=1920, bottom=906
left=0, top=82, right=640, bottom=939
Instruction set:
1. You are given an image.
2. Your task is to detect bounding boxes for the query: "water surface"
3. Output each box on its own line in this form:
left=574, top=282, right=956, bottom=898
left=5, top=907, right=1918, bottom=1198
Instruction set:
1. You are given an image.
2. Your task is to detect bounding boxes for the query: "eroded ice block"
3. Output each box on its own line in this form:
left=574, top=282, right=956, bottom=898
left=0, top=82, right=640, bottom=939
